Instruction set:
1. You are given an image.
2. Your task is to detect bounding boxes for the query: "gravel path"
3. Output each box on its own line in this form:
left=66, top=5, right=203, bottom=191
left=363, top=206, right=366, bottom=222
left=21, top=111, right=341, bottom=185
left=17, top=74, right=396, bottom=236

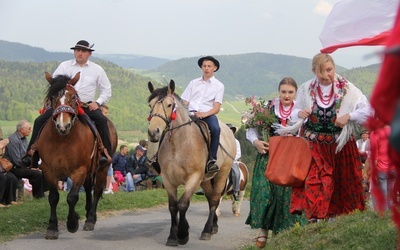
left=1, top=199, right=257, bottom=250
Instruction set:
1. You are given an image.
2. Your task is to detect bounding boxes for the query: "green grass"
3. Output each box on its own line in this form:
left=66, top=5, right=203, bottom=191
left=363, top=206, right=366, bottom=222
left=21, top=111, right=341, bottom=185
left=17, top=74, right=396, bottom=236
left=241, top=209, right=397, bottom=250
left=0, top=188, right=206, bottom=243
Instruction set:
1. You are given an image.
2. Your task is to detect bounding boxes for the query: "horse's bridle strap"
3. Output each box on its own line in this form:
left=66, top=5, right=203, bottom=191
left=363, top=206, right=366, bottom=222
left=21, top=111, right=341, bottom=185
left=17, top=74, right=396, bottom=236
left=53, top=105, right=76, bottom=117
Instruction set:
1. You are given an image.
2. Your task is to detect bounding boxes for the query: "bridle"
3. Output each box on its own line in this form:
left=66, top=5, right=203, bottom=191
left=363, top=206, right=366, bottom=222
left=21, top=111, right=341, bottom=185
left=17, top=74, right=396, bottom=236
left=148, top=94, right=194, bottom=132
left=51, top=84, right=81, bottom=120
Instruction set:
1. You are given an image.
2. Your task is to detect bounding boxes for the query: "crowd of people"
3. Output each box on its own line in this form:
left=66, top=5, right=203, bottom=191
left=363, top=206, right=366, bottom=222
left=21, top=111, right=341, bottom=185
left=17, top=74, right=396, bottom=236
left=109, top=140, right=162, bottom=193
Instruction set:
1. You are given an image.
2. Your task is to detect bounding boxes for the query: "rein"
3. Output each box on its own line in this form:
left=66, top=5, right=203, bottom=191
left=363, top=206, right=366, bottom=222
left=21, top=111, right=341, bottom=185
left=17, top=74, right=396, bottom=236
left=148, top=93, right=235, bottom=163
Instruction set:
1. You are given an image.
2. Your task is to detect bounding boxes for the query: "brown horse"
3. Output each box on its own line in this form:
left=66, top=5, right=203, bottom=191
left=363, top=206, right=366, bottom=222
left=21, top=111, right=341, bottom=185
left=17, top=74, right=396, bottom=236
left=216, top=161, right=249, bottom=217
left=147, top=80, right=236, bottom=246
left=34, top=72, right=117, bottom=239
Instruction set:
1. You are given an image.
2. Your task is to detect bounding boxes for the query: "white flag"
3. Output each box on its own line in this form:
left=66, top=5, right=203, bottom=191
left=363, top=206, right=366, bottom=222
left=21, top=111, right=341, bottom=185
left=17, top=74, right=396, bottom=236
left=320, top=0, right=400, bottom=53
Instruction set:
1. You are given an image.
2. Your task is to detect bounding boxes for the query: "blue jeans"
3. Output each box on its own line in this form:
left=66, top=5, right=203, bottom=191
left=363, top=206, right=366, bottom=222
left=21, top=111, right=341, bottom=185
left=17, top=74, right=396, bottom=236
left=372, top=169, right=396, bottom=210
left=125, top=173, right=143, bottom=192
left=202, top=115, right=220, bottom=160
left=66, top=178, right=85, bottom=192
left=107, top=165, right=113, bottom=177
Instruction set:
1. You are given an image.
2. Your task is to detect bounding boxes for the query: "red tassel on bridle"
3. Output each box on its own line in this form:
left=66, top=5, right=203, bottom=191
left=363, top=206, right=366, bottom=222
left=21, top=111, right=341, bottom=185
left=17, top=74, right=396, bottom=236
left=171, top=112, right=177, bottom=120
left=77, top=102, right=85, bottom=115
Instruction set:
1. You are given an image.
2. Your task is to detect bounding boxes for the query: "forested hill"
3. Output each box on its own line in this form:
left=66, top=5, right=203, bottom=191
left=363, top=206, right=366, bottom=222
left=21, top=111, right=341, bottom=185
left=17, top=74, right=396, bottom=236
left=0, top=41, right=381, bottom=135
left=146, top=53, right=379, bottom=99
left=0, top=40, right=169, bottom=70
left=0, top=60, right=154, bottom=132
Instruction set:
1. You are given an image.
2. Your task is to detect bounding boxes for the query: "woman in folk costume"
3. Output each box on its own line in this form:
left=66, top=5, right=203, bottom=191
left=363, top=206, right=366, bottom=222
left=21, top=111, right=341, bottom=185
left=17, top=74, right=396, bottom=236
left=245, top=77, right=307, bottom=249
left=277, top=53, right=372, bottom=221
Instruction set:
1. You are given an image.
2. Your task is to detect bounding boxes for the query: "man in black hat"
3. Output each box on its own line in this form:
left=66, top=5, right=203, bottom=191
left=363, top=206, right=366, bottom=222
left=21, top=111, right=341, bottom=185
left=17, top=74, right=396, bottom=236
left=181, top=56, right=224, bottom=176
left=26, top=40, right=112, bottom=166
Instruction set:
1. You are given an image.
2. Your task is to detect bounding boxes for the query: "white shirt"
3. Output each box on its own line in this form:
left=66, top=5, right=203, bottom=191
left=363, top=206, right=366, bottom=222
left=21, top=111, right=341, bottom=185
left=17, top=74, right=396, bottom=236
left=53, top=59, right=112, bottom=105
left=234, top=138, right=241, bottom=162
left=181, top=76, right=224, bottom=112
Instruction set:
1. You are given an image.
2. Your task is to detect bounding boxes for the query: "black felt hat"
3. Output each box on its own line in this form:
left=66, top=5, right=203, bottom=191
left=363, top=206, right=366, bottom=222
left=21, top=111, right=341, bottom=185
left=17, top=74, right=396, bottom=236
left=70, top=40, right=95, bottom=51
left=226, top=123, right=237, bottom=133
left=198, top=56, right=220, bottom=72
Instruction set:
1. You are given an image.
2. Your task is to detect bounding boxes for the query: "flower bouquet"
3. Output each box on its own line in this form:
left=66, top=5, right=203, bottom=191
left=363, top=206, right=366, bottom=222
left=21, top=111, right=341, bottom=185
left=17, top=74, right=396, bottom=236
left=242, top=96, right=277, bottom=142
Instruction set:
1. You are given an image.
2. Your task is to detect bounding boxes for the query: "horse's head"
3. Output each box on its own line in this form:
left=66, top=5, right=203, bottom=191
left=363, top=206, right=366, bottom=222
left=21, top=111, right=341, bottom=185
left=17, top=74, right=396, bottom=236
left=45, top=72, right=81, bottom=135
left=147, top=80, right=178, bottom=142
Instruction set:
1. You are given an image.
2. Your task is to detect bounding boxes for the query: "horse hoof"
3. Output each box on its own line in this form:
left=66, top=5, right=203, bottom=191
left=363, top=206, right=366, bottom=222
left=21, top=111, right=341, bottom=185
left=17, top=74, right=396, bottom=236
left=45, top=230, right=59, bottom=240
left=166, top=238, right=179, bottom=246
left=199, top=232, right=212, bottom=240
left=67, top=221, right=79, bottom=233
left=211, top=226, right=218, bottom=234
left=234, top=213, right=240, bottom=216
left=83, top=222, right=95, bottom=231
left=177, top=236, right=189, bottom=245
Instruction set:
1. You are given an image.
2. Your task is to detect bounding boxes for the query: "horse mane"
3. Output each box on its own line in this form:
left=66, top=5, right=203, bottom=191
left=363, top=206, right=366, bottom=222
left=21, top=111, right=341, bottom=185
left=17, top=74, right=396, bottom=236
left=147, top=86, right=169, bottom=103
left=45, top=75, right=72, bottom=100
left=147, top=86, right=188, bottom=114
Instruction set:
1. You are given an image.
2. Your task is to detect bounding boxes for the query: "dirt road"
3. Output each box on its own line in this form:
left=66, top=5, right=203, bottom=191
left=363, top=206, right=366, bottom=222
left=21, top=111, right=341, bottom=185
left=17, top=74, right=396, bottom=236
left=1, top=199, right=257, bottom=250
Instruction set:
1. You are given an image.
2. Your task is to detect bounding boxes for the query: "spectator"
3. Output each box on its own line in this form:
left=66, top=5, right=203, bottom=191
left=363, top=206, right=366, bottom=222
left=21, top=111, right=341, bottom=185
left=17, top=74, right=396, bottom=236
left=356, top=130, right=370, bottom=164
left=100, top=104, right=114, bottom=194
left=127, top=145, right=149, bottom=189
left=4, top=120, right=47, bottom=199
left=0, top=129, right=18, bottom=207
left=112, top=145, right=130, bottom=190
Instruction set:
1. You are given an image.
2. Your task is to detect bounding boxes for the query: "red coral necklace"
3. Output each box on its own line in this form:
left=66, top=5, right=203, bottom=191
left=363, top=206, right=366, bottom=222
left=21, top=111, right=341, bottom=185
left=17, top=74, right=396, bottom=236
left=279, top=101, right=294, bottom=126
left=317, top=83, right=334, bottom=105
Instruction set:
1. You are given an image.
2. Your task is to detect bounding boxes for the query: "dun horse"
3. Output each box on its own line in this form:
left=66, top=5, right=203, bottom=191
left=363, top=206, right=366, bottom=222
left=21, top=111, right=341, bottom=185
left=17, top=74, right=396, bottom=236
left=147, top=80, right=236, bottom=246
left=34, top=72, right=117, bottom=239
left=216, top=162, right=249, bottom=217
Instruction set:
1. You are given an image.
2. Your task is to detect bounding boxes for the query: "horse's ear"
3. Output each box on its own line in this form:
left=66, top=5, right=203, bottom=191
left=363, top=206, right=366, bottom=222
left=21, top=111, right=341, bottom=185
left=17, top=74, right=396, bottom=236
left=148, top=82, right=154, bottom=93
left=69, top=72, right=81, bottom=86
left=45, top=72, right=52, bottom=84
left=168, top=80, right=175, bottom=95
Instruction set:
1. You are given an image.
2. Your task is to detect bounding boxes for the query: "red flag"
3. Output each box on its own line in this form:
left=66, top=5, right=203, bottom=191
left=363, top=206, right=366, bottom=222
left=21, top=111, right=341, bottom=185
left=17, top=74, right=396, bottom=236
left=370, top=6, right=400, bottom=124
left=369, top=5, right=400, bottom=241
left=320, top=0, right=399, bottom=53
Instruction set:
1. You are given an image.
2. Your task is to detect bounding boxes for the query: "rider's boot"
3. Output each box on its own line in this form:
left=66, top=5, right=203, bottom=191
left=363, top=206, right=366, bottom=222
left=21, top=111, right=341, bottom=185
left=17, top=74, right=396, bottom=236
left=99, top=147, right=112, bottom=166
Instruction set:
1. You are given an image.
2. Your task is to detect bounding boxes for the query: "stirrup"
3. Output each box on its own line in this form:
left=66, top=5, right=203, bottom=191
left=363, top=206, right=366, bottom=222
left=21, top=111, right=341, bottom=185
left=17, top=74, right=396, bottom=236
left=206, top=159, right=219, bottom=173
left=99, top=148, right=112, bottom=166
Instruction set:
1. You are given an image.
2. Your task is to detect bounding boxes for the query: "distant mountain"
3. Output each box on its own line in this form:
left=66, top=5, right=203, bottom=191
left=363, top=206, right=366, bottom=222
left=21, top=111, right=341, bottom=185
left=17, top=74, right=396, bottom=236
left=0, top=39, right=380, bottom=99
left=0, top=40, right=72, bottom=62
left=0, top=40, right=169, bottom=70
left=144, top=53, right=356, bottom=99
left=94, top=54, right=170, bottom=69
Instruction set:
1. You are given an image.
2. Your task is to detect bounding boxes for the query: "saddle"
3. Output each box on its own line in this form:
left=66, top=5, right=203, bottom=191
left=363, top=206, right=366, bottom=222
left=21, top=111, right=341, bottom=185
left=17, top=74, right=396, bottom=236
left=192, top=118, right=211, bottom=159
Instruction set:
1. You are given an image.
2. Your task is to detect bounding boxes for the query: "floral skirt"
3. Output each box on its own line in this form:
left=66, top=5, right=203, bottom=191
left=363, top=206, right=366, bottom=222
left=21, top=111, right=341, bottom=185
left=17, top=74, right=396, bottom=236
left=245, top=153, right=307, bottom=234
left=290, top=139, right=365, bottom=219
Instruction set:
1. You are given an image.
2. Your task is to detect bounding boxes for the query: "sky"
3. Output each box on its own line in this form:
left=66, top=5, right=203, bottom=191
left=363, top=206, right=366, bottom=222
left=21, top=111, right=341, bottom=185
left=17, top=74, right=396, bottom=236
left=0, top=0, right=386, bottom=69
